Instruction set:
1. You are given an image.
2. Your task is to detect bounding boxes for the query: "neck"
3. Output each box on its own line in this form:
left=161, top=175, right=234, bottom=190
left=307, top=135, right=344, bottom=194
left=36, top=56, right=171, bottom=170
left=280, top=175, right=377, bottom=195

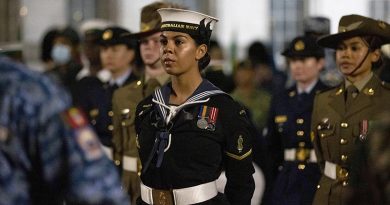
left=170, top=72, right=202, bottom=104
left=297, top=78, right=317, bottom=92
left=111, top=67, right=129, bottom=80
left=346, top=69, right=372, bottom=83
left=145, top=64, right=165, bottom=79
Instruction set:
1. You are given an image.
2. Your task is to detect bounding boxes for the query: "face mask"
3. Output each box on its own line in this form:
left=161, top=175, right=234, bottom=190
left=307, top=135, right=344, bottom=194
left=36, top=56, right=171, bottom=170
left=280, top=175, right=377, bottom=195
left=51, top=44, right=71, bottom=65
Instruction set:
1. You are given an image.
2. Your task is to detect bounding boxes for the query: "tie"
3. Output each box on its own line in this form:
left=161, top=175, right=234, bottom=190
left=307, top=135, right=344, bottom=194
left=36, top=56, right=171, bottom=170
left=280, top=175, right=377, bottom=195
left=298, top=93, right=309, bottom=102
left=345, top=85, right=359, bottom=109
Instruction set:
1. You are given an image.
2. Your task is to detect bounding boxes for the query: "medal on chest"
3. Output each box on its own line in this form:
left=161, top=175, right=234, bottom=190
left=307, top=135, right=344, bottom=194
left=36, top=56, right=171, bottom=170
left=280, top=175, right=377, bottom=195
left=197, top=105, right=219, bottom=131
left=359, top=120, right=369, bottom=141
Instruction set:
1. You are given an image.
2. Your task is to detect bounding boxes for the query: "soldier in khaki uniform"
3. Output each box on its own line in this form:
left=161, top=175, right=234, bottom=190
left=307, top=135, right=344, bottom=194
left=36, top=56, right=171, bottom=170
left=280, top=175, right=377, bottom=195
left=311, top=14, right=390, bottom=205
left=111, top=2, right=179, bottom=204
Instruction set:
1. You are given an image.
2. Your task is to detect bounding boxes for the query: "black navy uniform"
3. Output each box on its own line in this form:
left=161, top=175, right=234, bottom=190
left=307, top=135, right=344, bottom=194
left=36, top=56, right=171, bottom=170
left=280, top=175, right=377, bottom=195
left=135, top=80, right=255, bottom=205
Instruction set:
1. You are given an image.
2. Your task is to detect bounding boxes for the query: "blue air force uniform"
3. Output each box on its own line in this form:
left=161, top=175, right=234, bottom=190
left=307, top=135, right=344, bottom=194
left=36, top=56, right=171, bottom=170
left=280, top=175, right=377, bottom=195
left=265, top=81, right=328, bottom=204
left=264, top=35, right=329, bottom=205
left=0, top=57, right=129, bottom=205
left=74, top=26, right=139, bottom=158
left=135, top=80, right=255, bottom=205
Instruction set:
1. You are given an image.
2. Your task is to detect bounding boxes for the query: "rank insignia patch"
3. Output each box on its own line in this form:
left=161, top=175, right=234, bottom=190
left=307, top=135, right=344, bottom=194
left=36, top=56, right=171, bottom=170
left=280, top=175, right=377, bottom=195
left=75, top=128, right=103, bottom=160
left=197, top=105, right=218, bottom=131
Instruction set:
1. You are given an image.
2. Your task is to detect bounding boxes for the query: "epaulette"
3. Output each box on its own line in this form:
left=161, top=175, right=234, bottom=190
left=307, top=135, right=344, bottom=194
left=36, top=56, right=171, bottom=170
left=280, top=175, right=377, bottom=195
left=381, top=81, right=390, bottom=90
left=317, top=83, right=340, bottom=94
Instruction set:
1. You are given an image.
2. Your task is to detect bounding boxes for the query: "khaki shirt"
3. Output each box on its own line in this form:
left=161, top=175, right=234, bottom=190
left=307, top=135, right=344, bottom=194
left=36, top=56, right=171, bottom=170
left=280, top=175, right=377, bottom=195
left=112, top=77, right=161, bottom=166
left=311, top=75, right=390, bottom=205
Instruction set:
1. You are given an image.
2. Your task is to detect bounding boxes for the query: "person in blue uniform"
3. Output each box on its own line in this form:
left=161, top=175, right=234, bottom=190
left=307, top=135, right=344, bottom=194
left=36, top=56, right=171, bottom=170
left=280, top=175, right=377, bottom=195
left=135, top=8, right=255, bottom=205
left=74, top=26, right=139, bottom=160
left=264, top=35, right=328, bottom=205
left=0, top=57, right=129, bottom=205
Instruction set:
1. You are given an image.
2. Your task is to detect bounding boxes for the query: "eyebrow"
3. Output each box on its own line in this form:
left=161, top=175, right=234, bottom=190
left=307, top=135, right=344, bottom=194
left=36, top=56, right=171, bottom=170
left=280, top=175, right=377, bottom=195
left=160, top=33, right=188, bottom=39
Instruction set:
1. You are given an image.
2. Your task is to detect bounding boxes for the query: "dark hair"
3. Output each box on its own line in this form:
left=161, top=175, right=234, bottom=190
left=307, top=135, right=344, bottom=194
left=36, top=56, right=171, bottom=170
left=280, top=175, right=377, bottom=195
left=190, top=34, right=211, bottom=71
left=363, top=35, right=384, bottom=68
left=40, top=28, right=59, bottom=62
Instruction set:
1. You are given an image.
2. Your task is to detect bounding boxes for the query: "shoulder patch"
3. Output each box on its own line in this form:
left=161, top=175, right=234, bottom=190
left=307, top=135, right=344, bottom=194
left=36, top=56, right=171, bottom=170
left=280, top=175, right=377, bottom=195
left=75, top=127, right=103, bottom=161
left=63, top=108, right=88, bottom=128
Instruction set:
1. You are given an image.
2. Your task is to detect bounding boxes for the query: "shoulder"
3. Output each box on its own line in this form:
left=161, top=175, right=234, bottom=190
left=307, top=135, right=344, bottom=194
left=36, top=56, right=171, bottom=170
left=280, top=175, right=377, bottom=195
left=315, top=85, right=339, bottom=97
left=0, top=58, right=71, bottom=110
left=209, top=94, right=250, bottom=120
left=380, top=80, right=390, bottom=90
left=135, top=94, right=154, bottom=117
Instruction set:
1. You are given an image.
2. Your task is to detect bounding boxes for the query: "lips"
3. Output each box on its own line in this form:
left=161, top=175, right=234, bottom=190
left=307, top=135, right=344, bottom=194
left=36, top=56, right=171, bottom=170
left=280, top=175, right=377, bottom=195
left=339, top=61, right=353, bottom=69
left=162, top=56, right=175, bottom=66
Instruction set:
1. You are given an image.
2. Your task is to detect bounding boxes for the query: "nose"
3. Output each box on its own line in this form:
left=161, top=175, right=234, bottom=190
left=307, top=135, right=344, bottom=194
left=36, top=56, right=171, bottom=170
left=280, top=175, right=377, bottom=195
left=162, top=41, right=174, bottom=54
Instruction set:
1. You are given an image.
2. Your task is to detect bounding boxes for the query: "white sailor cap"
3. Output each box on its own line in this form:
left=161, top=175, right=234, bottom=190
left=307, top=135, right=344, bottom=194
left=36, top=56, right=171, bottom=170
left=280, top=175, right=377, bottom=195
left=157, top=8, right=218, bottom=37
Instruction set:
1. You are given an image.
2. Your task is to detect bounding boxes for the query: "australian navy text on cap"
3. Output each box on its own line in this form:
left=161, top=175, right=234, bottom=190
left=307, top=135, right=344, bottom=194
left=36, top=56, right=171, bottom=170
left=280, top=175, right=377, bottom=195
left=157, top=8, right=218, bottom=37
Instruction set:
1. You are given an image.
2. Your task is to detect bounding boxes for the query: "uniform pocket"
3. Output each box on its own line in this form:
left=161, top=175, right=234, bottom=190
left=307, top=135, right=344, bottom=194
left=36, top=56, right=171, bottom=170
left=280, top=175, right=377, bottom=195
left=317, top=125, right=335, bottom=159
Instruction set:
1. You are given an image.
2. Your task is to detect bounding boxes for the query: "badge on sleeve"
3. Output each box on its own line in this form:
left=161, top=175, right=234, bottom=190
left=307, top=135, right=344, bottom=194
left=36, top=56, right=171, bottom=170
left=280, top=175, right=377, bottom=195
left=75, top=128, right=103, bottom=160
left=63, top=108, right=103, bottom=160
left=197, top=105, right=219, bottom=131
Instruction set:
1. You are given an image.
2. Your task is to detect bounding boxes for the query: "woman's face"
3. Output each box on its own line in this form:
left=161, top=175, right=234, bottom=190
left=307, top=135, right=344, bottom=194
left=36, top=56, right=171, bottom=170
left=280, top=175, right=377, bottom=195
left=100, top=44, right=134, bottom=74
left=140, top=32, right=162, bottom=67
left=289, top=57, right=324, bottom=84
left=159, top=31, right=203, bottom=76
left=335, top=37, right=379, bottom=78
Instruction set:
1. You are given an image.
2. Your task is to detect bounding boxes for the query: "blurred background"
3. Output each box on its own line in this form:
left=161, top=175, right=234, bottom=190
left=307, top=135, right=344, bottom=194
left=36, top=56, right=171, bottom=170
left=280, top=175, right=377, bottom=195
left=0, top=0, right=389, bottom=73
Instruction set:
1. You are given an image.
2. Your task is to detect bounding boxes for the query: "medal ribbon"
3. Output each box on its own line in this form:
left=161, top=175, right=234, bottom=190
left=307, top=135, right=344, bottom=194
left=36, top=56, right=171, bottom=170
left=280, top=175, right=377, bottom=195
left=360, top=120, right=368, bottom=136
left=209, top=107, right=218, bottom=124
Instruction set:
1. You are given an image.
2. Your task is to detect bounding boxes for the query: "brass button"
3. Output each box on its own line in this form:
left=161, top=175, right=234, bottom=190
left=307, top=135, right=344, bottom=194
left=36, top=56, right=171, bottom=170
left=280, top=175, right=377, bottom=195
left=317, top=185, right=321, bottom=189
left=340, top=122, right=348, bottom=128
left=108, top=125, right=114, bottom=131
left=338, top=168, right=349, bottom=181
left=296, top=118, right=304, bottom=124
left=340, top=138, right=348, bottom=145
left=342, top=181, right=348, bottom=186
left=341, top=155, right=348, bottom=162
left=299, top=142, right=306, bottom=147
left=115, top=160, right=121, bottom=166
left=298, top=164, right=306, bottom=170
left=320, top=133, right=326, bottom=138
left=297, top=131, right=304, bottom=136
left=108, top=111, right=114, bottom=117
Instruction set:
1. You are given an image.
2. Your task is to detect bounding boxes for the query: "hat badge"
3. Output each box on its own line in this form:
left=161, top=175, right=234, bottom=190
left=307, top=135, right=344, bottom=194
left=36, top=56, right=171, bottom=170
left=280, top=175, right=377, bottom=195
left=294, top=40, right=305, bottom=51
left=141, top=23, right=151, bottom=32
left=378, top=21, right=386, bottom=30
left=102, top=30, right=113, bottom=40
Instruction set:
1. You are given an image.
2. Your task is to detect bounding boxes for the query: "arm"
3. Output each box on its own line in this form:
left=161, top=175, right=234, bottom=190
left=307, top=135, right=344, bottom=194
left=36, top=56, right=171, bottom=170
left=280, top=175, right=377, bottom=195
left=311, top=95, right=325, bottom=172
left=223, top=101, right=255, bottom=205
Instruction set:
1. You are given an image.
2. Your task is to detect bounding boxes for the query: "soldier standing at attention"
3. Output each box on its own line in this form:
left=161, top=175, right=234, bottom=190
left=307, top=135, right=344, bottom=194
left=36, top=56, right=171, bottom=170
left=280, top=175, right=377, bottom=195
left=264, top=35, right=328, bottom=205
left=0, top=57, right=129, bottom=205
left=311, top=14, right=390, bottom=205
left=78, top=26, right=139, bottom=160
left=111, top=2, right=178, bottom=204
left=135, top=8, right=255, bottom=205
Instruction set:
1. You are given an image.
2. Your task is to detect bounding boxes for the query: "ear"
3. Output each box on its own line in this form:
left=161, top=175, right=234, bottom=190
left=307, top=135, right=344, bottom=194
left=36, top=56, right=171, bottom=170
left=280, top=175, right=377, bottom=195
left=317, top=58, right=326, bottom=71
left=370, top=49, right=381, bottom=63
left=195, top=44, right=207, bottom=60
